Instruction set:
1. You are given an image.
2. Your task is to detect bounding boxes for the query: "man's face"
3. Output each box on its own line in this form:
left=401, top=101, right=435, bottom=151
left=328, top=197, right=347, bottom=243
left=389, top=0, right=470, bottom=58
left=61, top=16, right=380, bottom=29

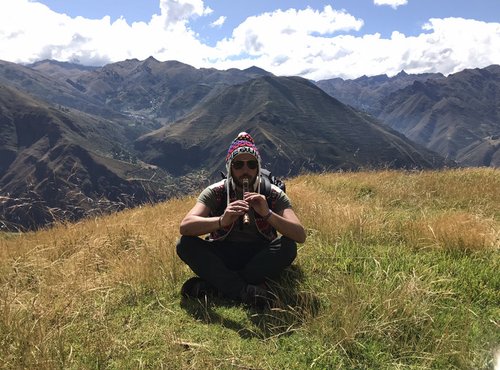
left=230, top=153, right=259, bottom=188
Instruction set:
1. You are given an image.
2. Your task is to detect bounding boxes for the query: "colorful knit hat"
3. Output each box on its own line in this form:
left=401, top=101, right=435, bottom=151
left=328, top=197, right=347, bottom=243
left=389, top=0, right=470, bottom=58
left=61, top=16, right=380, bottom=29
left=225, top=131, right=262, bottom=197
left=225, top=131, right=261, bottom=165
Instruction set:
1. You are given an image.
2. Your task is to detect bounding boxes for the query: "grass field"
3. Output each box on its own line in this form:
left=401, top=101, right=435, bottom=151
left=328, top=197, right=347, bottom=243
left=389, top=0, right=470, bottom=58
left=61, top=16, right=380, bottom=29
left=1, top=168, right=499, bottom=369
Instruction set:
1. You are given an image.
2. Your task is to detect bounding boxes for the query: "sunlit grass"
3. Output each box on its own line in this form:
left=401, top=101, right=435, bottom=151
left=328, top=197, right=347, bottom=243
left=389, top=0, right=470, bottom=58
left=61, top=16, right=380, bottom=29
left=0, top=168, right=498, bottom=369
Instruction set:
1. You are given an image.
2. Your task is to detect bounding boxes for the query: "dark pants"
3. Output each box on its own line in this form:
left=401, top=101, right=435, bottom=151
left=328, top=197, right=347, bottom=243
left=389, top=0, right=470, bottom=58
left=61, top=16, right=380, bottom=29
left=176, top=235, right=297, bottom=299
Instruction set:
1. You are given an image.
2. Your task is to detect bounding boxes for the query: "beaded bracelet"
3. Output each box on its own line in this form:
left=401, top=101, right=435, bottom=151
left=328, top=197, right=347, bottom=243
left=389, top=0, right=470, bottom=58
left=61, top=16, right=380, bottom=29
left=263, top=209, right=273, bottom=221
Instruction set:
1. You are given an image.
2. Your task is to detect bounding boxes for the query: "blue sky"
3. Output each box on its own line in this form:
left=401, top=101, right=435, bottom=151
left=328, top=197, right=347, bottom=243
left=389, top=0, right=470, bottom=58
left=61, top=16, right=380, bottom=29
left=0, top=0, right=499, bottom=80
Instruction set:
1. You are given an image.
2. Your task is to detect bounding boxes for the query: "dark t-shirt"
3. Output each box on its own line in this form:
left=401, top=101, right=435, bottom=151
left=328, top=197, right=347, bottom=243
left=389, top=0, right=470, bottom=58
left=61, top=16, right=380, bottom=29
left=197, top=180, right=292, bottom=242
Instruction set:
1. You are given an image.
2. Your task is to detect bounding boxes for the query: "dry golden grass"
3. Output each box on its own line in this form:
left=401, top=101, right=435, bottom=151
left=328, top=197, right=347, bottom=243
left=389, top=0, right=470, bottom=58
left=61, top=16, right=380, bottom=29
left=0, top=167, right=498, bottom=369
left=291, top=168, right=499, bottom=251
left=0, top=197, right=195, bottom=369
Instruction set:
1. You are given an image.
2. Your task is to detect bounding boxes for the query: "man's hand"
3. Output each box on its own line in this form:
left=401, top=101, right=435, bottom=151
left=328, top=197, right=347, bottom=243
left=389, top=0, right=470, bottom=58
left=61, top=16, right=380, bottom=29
left=220, top=199, right=249, bottom=227
left=243, top=192, right=269, bottom=217
left=244, top=191, right=307, bottom=243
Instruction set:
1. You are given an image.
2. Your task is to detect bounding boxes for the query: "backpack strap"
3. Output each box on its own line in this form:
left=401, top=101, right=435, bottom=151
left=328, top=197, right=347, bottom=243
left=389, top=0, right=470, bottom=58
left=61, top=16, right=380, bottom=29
left=259, top=169, right=272, bottom=197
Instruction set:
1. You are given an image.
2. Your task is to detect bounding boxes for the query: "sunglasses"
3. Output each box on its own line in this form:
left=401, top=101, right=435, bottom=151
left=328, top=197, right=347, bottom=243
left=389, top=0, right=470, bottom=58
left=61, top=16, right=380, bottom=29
left=231, top=160, right=258, bottom=170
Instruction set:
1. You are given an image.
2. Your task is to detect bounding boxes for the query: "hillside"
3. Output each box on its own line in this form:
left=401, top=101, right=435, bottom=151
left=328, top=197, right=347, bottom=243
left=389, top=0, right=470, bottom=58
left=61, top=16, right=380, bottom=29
left=318, top=65, right=500, bottom=167
left=29, top=57, right=272, bottom=123
left=378, top=65, right=500, bottom=167
left=136, top=75, right=449, bottom=177
left=0, top=60, right=118, bottom=119
left=9, top=58, right=500, bottom=232
left=3, top=58, right=499, bottom=169
left=0, top=83, right=181, bottom=230
left=0, top=57, right=276, bottom=230
left=316, top=70, right=445, bottom=115
left=1, top=168, right=498, bottom=369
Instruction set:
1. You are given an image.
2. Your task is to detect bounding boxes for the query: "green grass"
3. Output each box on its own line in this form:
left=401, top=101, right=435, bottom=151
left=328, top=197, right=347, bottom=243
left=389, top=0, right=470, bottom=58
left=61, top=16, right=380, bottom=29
left=0, top=168, right=499, bottom=369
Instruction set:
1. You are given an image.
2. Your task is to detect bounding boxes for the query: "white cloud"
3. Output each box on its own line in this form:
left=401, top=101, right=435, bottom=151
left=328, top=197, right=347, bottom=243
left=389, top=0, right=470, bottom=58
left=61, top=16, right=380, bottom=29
left=0, top=1, right=499, bottom=80
left=416, top=18, right=500, bottom=74
left=211, top=16, right=226, bottom=28
left=159, top=0, right=212, bottom=26
left=213, top=6, right=364, bottom=61
left=373, top=0, right=408, bottom=9
left=210, top=12, right=500, bottom=80
left=0, top=0, right=215, bottom=66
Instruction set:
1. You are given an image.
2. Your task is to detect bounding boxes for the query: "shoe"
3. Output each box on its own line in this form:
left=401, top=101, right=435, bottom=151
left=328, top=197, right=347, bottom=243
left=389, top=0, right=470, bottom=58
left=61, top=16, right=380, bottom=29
left=180, top=277, right=218, bottom=299
left=240, top=284, right=272, bottom=309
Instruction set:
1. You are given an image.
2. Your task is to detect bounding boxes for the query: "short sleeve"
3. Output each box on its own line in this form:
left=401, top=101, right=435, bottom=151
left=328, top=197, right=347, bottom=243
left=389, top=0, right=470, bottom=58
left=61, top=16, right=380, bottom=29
left=271, top=185, right=292, bottom=214
left=197, top=187, right=218, bottom=213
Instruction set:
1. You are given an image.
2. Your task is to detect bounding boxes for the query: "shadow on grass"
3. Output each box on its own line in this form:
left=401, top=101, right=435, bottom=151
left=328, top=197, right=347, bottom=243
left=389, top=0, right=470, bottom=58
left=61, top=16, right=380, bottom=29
left=179, top=265, right=321, bottom=339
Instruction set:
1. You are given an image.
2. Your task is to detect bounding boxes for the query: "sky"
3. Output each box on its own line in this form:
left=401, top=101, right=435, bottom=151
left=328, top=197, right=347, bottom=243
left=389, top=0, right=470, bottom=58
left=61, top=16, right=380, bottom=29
left=0, top=0, right=499, bottom=80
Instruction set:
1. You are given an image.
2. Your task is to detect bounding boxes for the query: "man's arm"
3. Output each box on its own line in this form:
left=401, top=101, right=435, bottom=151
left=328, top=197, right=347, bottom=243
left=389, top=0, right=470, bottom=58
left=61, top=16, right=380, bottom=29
left=179, top=202, right=217, bottom=236
left=267, top=207, right=307, bottom=244
left=245, top=193, right=306, bottom=243
left=179, top=200, right=250, bottom=236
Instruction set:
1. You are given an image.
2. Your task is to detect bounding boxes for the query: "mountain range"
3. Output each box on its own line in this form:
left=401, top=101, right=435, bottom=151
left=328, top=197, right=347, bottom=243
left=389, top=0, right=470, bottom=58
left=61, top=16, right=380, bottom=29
left=136, top=75, right=446, bottom=177
left=0, top=82, right=174, bottom=229
left=1, top=57, right=497, bottom=230
left=316, top=66, right=500, bottom=166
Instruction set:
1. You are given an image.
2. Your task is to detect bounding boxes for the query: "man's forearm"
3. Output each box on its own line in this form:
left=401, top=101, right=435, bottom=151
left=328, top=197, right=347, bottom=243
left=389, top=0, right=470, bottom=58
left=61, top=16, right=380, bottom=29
left=267, top=212, right=306, bottom=243
left=179, top=215, right=221, bottom=236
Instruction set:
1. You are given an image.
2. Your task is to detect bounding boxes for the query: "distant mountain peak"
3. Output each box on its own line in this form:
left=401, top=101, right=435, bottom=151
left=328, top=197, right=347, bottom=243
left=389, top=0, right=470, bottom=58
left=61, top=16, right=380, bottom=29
left=144, top=56, right=160, bottom=63
left=242, top=66, right=273, bottom=75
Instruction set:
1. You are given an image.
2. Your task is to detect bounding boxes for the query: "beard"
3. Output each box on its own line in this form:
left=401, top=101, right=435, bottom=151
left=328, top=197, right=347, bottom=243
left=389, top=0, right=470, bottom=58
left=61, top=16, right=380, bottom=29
left=232, top=173, right=258, bottom=189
